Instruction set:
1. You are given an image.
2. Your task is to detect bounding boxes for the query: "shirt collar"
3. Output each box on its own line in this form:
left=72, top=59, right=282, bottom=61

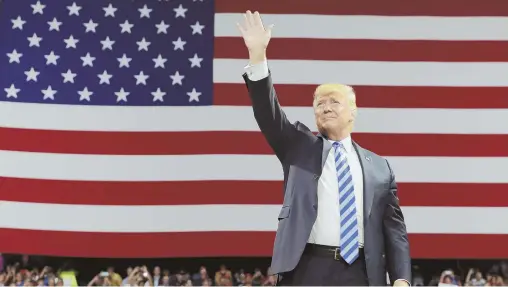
left=328, top=136, right=353, bottom=153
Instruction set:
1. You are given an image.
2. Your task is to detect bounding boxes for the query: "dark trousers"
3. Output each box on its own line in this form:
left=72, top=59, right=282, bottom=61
left=277, top=243, right=369, bottom=286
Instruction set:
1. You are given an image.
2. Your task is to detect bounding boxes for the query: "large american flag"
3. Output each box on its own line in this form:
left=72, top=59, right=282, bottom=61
left=0, top=0, right=507, bottom=259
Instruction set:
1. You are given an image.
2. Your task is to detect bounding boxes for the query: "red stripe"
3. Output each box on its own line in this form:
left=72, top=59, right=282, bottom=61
left=0, top=178, right=506, bottom=207
left=0, top=229, right=506, bottom=258
left=215, top=0, right=507, bottom=16
left=215, top=38, right=508, bottom=62
left=214, top=84, right=508, bottom=109
left=1, top=128, right=507, bottom=157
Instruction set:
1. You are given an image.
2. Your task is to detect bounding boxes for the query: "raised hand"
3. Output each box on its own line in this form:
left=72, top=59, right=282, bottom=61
left=236, top=11, right=274, bottom=57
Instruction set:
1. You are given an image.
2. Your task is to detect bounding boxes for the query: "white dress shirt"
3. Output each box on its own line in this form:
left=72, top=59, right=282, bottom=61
left=244, top=61, right=365, bottom=248
left=309, top=137, right=364, bottom=247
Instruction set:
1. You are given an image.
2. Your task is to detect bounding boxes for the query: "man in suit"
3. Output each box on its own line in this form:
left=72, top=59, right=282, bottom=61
left=237, top=11, right=412, bottom=286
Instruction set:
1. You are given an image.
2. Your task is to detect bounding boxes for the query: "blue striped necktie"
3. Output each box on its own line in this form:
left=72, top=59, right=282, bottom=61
left=332, top=141, right=359, bottom=264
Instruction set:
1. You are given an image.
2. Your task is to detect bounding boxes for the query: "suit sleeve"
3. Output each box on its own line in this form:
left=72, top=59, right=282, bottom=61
left=383, top=159, right=412, bottom=285
left=242, top=61, right=298, bottom=162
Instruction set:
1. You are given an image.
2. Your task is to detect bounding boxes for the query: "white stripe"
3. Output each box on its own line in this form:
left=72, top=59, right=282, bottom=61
left=341, top=230, right=359, bottom=250
left=340, top=201, right=356, bottom=220
left=339, top=190, right=356, bottom=211
left=214, top=59, right=508, bottom=87
left=0, top=150, right=507, bottom=183
left=1, top=102, right=507, bottom=134
left=340, top=216, right=358, bottom=242
left=215, top=14, right=508, bottom=40
left=338, top=176, right=353, bottom=194
left=1, top=202, right=507, bottom=234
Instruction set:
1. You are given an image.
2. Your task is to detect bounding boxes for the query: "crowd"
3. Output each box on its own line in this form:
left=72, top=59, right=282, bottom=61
left=0, top=259, right=276, bottom=287
left=424, top=268, right=507, bottom=286
left=84, top=265, right=276, bottom=287
left=0, top=254, right=506, bottom=286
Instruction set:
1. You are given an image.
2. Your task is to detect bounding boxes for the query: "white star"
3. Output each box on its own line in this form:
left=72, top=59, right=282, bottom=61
left=172, top=37, right=186, bottom=51
left=103, top=4, right=117, bottom=17
left=170, top=71, right=185, bottom=85
left=27, top=33, right=42, bottom=47
left=98, top=70, right=113, bottom=85
left=190, top=21, right=205, bottom=35
left=81, top=53, right=95, bottom=67
left=134, top=71, right=149, bottom=85
left=136, top=38, right=151, bottom=51
left=152, top=88, right=166, bottom=102
left=138, top=5, right=152, bottom=18
left=41, top=86, right=57, bottom=100
left=117, top=54, right=132, bottom=68
left=44, top=51, right=60, bottom=65
left=61, top=69, right=77, bottom=83
left=153, top=54, right=167, bottom=68
left=119, top=20, right=134, bottom=34
left=187, top=88, right=201, bottom=102
left=47, top=17, right=62, bottom=31
left=25, top=67, right=40, bottom=82
left=4, top=84, right=20, bottom=98
left=115, top=88, right=129, bottom=102
left=188, top=53, right=203, bottom=68
left=31, top=1, right=46, bottom=15
left=11, top=16, right=26, bottom=30
left=7, top=50, right=22, bottom=63
left=174, top=5, right=187, bottom=18
left=78, top=87, right=93, bottom=101
left=84, top=20, right=98, bottom=33
left=100, top=37, right=115, bottom=50
left=64, top=35, right=79, bottom=49
left=67, top=2, right=82, bottom=16
left=155, top=21, right=170, bottom=34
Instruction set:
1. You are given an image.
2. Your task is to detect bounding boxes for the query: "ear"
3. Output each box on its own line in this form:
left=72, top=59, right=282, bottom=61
left=350, top=107, right=357, bottom=121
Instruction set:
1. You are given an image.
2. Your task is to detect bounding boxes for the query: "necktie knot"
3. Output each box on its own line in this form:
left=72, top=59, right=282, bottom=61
left=332, top=141, right=342, bottom=149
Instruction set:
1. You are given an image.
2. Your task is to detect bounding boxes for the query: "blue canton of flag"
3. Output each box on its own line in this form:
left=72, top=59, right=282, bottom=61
left=0, top=0, right=214, bottom=106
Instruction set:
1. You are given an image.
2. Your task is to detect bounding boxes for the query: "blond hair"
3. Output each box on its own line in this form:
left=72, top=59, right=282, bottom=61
left=313, top=83, right=357, bottom=110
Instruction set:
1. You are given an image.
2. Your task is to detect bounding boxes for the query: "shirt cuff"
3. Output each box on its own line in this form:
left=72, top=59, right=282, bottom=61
left=244, top=60, right=269, bottom=81
left=394, top=279, right=411, bottom=286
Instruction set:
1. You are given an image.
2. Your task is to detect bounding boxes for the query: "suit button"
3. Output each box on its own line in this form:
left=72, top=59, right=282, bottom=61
left=312, top=204, right=317, bottom=210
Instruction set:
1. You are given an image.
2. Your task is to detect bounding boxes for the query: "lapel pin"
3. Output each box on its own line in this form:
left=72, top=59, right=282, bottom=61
left=365, top=156, right=371, bottom=161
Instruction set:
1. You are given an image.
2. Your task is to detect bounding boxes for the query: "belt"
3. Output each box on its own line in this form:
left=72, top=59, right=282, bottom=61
left=303, top=243, right=364, bottom=261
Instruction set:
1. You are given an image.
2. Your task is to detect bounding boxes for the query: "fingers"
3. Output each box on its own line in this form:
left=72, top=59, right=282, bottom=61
left=242, top=10, right=262, bottom=28
left=238, top=10, right=274, bottom=34
left=265, top=23, right=275, bottom=34
left=236, top=22, right=246, bottom=35
left=252, top=11, right=263, bottom=28
left=245, top=10, right=255, bottom=27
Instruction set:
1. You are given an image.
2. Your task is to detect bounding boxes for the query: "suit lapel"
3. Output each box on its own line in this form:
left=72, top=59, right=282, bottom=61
left=353, top=141, right=375, bottom=219
left=317, top=133, right=332, bottom=170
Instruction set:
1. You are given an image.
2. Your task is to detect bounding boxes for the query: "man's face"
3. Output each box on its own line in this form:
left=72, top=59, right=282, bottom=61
left=314, top=91, right=354, bottom=136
